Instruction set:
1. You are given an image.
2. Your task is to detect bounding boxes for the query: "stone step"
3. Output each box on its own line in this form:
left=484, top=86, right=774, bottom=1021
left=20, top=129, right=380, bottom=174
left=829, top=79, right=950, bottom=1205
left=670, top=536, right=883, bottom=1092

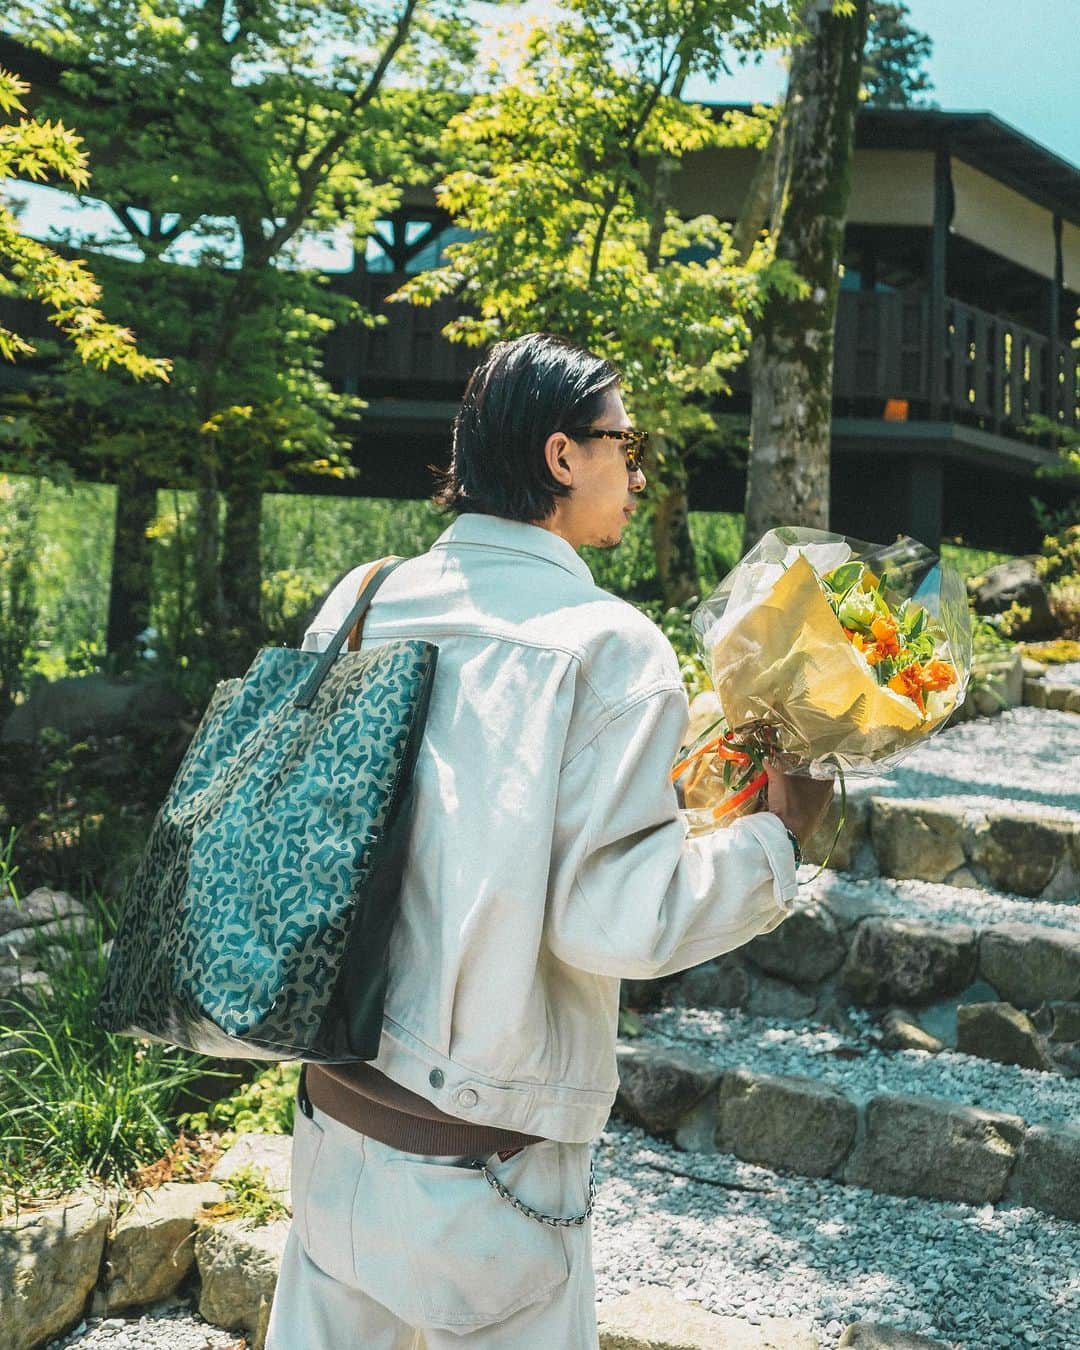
left=595, top=1116, right=1077, bottom=1349
left=805, top=794, right=1080, bottom=900
left=628, top=875, right=1080, bottom=1035
left=612, top=1031, right=1080, bottom=1223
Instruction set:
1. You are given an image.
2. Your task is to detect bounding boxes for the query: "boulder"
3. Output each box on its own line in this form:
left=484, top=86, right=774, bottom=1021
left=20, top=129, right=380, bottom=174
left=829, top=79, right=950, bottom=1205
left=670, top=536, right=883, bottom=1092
left=743, top=905, right=846, bottom=985
left=0, top=913, right=98, bottom=957
left=966, top=813, right=1073, bottom=898
left=1, top=672, right=187, bottom=744
left=802, top=796, right=871, bottom=876
left=869, top=801, right=965, bottom=884
left=597, top=1287, right=819, bottom=1349
left=745, top=976, right=818, bottom=1022
left=1006, top=1124, right=1080, bottom=1221
left=1044, top=682, right=1080, bottom=711
left=1022, top=677, right=1048, bottom=709
left=0, top=964, right=52, bottom=999
left=0, top=1188, right=115, bottom=1350
left=838, top=1326, right=949, bottom=1348
left=672, top=957, right=750, bottom=1010
left=211, top=1133, right=292, bottom=1202
left=968, top=651, right=1025, bottom=717
left=841, top=919, right=977, bottom=1006
left=978, top=924, right=1080, bottom=1007
left=0, top=888, right=85, bottom=940
left=844, top=1095, right=1023, bottom=1204
left=195, top=1215, right=289, bottom=1350
left=968, top=560, right=1055, bottom=638
left=717, top=1069, right=857, bottom=1178
left=615, top=1044, right=721, bottom=1135
left=103, top=1181, right=226, bottom=1312
left=955, top=1002, right=1055, bottom=1072
left=879, top=1009, right=943, bottom=1054
left=1047, top=1001, right=1080, bottom=1042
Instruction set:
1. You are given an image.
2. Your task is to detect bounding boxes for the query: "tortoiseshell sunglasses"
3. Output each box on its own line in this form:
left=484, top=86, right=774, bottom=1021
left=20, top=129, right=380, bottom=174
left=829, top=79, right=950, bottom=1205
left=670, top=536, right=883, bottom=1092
left=564, top=426, right=650, bottom=473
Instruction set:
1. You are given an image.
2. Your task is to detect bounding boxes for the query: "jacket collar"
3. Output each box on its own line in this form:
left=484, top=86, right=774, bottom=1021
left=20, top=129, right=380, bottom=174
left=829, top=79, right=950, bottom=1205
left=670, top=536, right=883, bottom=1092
left=432, top=513, right=594, bottom=585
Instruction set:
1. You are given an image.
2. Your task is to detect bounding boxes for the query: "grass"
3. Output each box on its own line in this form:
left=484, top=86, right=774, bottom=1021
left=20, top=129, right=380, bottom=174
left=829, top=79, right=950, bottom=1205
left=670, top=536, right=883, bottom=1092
left=0, top=859, right=231, bottom=1215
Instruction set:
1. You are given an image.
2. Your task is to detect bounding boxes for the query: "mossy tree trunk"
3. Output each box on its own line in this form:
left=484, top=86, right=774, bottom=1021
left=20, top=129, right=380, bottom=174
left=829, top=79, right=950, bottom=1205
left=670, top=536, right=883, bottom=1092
left=743, top=0, right=870, bottom=553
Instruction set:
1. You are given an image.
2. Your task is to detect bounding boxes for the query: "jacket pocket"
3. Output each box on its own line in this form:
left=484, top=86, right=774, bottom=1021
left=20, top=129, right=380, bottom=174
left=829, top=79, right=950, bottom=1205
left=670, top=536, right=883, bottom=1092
left=380, top=1146, right=571, bottom=1332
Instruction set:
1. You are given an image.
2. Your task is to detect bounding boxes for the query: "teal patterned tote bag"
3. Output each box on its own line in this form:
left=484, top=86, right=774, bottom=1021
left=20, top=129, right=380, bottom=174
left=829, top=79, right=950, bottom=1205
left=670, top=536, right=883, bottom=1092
left=94, top=557, right=437, bottom=1062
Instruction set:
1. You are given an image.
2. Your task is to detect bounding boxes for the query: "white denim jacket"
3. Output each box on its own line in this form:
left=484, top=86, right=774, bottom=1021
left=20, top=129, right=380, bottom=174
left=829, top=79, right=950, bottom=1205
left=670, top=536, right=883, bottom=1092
left=302, top=513, right=797, bottom=1143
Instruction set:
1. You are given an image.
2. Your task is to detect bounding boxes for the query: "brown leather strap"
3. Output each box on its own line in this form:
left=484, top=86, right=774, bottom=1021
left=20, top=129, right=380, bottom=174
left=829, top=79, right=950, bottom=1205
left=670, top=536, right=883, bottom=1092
left=346, top=556, right=398, bottom=652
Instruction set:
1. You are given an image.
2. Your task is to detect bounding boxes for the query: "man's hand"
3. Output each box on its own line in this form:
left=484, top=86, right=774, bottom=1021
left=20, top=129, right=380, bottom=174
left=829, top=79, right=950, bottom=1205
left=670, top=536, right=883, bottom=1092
left=764, top=762, right=834, bottom=848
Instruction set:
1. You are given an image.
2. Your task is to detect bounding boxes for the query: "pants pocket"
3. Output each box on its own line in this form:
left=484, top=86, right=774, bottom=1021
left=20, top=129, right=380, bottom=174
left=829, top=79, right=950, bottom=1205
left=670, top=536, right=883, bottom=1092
left=382, top=1146, right=571, bottom=1333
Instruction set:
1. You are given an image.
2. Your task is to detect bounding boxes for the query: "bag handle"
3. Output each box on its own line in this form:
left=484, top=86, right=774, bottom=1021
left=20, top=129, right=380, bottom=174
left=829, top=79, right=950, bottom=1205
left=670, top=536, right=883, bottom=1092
left=293, top=555, right=406, bottom=709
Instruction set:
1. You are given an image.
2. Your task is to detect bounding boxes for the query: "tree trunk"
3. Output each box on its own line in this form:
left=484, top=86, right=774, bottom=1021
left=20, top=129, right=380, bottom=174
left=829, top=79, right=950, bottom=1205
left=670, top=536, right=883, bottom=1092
left=651, top=456, right=699, bottom=607
left=221, top=456, right=265, bottom=674
left=105, top=469, right=157, bottom=663
left=192, top=453, right=226, bottom=663
left=743, top=0, right=870, bottom=553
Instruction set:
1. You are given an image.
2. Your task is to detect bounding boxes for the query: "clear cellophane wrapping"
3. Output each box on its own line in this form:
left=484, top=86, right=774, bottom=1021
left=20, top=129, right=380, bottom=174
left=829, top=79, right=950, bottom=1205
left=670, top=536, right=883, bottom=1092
left=677, top=527, right=973, bottom=829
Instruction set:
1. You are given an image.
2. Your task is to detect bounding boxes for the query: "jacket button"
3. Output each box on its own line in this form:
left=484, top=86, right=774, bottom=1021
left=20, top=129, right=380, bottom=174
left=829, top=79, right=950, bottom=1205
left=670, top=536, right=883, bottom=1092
left=429, top=1069, right=444, bottom=1089
left=456, top=1087, right=479, bottom=1108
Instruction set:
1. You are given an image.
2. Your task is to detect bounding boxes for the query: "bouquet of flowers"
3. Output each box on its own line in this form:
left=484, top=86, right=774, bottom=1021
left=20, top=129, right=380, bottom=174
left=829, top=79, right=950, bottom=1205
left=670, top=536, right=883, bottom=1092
left=673, top=527, right=973, bottom=830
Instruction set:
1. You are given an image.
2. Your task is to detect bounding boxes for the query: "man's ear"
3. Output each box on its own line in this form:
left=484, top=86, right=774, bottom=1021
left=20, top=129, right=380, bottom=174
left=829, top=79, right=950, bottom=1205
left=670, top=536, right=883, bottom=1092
left=543, top=431, right=574, bottom=487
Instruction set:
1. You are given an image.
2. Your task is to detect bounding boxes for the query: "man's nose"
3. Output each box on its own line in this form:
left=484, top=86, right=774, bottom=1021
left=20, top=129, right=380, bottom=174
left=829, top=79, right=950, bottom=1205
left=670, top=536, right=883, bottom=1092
left=630, top=467, right=647, bottom=493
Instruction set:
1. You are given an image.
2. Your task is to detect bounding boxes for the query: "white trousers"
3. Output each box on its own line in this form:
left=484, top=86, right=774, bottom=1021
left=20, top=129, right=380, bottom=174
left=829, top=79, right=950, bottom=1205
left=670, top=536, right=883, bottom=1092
left=264, top=1100, right=600, bottom=1349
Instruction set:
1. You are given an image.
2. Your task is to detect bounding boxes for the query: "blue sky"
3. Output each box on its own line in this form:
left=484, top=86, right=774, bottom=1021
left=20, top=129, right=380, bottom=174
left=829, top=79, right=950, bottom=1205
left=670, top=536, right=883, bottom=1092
left=7, top=0, right=1079, bottom=259
left=688, top=0, right=1080, bottom=167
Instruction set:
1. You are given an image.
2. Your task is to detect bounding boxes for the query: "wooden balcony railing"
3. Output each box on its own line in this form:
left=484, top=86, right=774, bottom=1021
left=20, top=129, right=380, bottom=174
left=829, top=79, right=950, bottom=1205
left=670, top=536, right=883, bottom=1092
left=833, top=290, right=1080, bottom=434
left=2, top=275, right=1076, bottom=440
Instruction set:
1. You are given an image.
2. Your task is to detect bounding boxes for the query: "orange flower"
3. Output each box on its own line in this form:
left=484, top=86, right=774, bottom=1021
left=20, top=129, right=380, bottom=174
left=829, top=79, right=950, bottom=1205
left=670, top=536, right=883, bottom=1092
left=921, top=659, right=957, bottom=691
left=870, top=615, right=900, bottom=657
left=888, top=663, right=926, bottom=713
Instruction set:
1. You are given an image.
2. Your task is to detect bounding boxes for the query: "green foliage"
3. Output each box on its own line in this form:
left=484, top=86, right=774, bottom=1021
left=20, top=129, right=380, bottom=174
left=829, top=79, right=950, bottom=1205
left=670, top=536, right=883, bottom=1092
left=862, top=3, right=935, bottom=108
left=198, top=1163, right=290, bottom=1229
left=177, top=1062, right=300, bottom=1145
left=395, top=0, right=804, bottom=504
left=0, top=873, right=212, bottom=1208
left=939, top=541, right=1016, bottom=584
left=0, top=67, right=169, bottom=379
left=7, top=0, right=477, bottom=654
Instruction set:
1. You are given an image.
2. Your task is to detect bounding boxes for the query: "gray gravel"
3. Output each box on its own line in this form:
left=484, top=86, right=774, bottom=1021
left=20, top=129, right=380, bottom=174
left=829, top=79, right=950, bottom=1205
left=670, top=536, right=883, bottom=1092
left=807, top=871, right=1080, bottom=934
left=593, top=1118, right=1080, bottom=1349
left=851, top=707, right=1080, bottom=816
left=640, top=1006, right=1080, bottom=1127
left=1044, top=661, right=1080, bottom=685
left=45, top=1293, right=248, bottom=1349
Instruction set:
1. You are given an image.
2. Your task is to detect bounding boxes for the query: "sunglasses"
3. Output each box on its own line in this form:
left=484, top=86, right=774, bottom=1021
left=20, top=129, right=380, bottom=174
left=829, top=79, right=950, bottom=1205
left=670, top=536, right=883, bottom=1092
left=564, top=426, right=650, bottom=473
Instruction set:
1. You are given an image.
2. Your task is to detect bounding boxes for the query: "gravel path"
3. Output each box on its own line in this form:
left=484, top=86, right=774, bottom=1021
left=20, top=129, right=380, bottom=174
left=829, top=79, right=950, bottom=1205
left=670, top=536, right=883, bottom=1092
left=592, top=1119, right=1080, bottom=1349
left=807, top=871, right=1080, bottom=933
left=45, top=1293, right=249, bottom=1349
left=640, top=1007, right=1080, bottom=1127
left=850, top=707, right=1080, bottom=816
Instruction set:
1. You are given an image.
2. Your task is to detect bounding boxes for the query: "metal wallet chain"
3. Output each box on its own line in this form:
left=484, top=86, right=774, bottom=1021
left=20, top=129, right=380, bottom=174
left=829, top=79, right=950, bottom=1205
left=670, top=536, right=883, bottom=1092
left=471, top=1156, right=596, bottom=1228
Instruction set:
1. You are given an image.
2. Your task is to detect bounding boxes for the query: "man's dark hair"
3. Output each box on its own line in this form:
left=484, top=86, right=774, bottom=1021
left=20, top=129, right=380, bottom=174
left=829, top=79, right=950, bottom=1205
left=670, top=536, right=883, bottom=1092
left=433, top=332, right=620, bottom=522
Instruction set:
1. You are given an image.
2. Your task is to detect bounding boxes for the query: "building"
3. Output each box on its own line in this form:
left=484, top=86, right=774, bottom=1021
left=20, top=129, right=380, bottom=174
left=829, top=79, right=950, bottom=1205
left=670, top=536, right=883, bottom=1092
left=2, top=26, right=1078, bottom=552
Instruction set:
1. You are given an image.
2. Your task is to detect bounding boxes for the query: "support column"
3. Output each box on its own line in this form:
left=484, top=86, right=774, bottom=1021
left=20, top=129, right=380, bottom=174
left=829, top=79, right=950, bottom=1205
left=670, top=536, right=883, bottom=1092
left=928, top=145, right=951, bottom=421
left=1048, top=214, right=1063, bottom=436
left=905, top=455, right=944, bottom=551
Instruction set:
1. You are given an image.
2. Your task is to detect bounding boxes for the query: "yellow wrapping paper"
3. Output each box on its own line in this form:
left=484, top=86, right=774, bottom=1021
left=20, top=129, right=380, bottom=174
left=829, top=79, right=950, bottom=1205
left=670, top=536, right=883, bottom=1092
left=708, top=555, right=957, bottom=771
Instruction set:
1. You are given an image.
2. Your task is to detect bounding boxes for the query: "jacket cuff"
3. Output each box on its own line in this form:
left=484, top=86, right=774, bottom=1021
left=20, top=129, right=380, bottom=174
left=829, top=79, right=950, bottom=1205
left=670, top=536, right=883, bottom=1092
left=735, top=812, right=799, bottom=910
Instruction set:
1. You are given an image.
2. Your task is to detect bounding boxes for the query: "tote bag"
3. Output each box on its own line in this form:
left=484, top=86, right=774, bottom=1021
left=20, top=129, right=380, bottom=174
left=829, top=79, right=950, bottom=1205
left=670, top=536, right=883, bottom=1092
left=94, top=556, right=436, bottom=1062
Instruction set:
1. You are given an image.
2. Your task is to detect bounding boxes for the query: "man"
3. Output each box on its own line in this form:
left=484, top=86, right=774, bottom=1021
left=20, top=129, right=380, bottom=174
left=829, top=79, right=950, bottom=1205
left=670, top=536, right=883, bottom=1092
left=265, top=332, right=833, bottom=1349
